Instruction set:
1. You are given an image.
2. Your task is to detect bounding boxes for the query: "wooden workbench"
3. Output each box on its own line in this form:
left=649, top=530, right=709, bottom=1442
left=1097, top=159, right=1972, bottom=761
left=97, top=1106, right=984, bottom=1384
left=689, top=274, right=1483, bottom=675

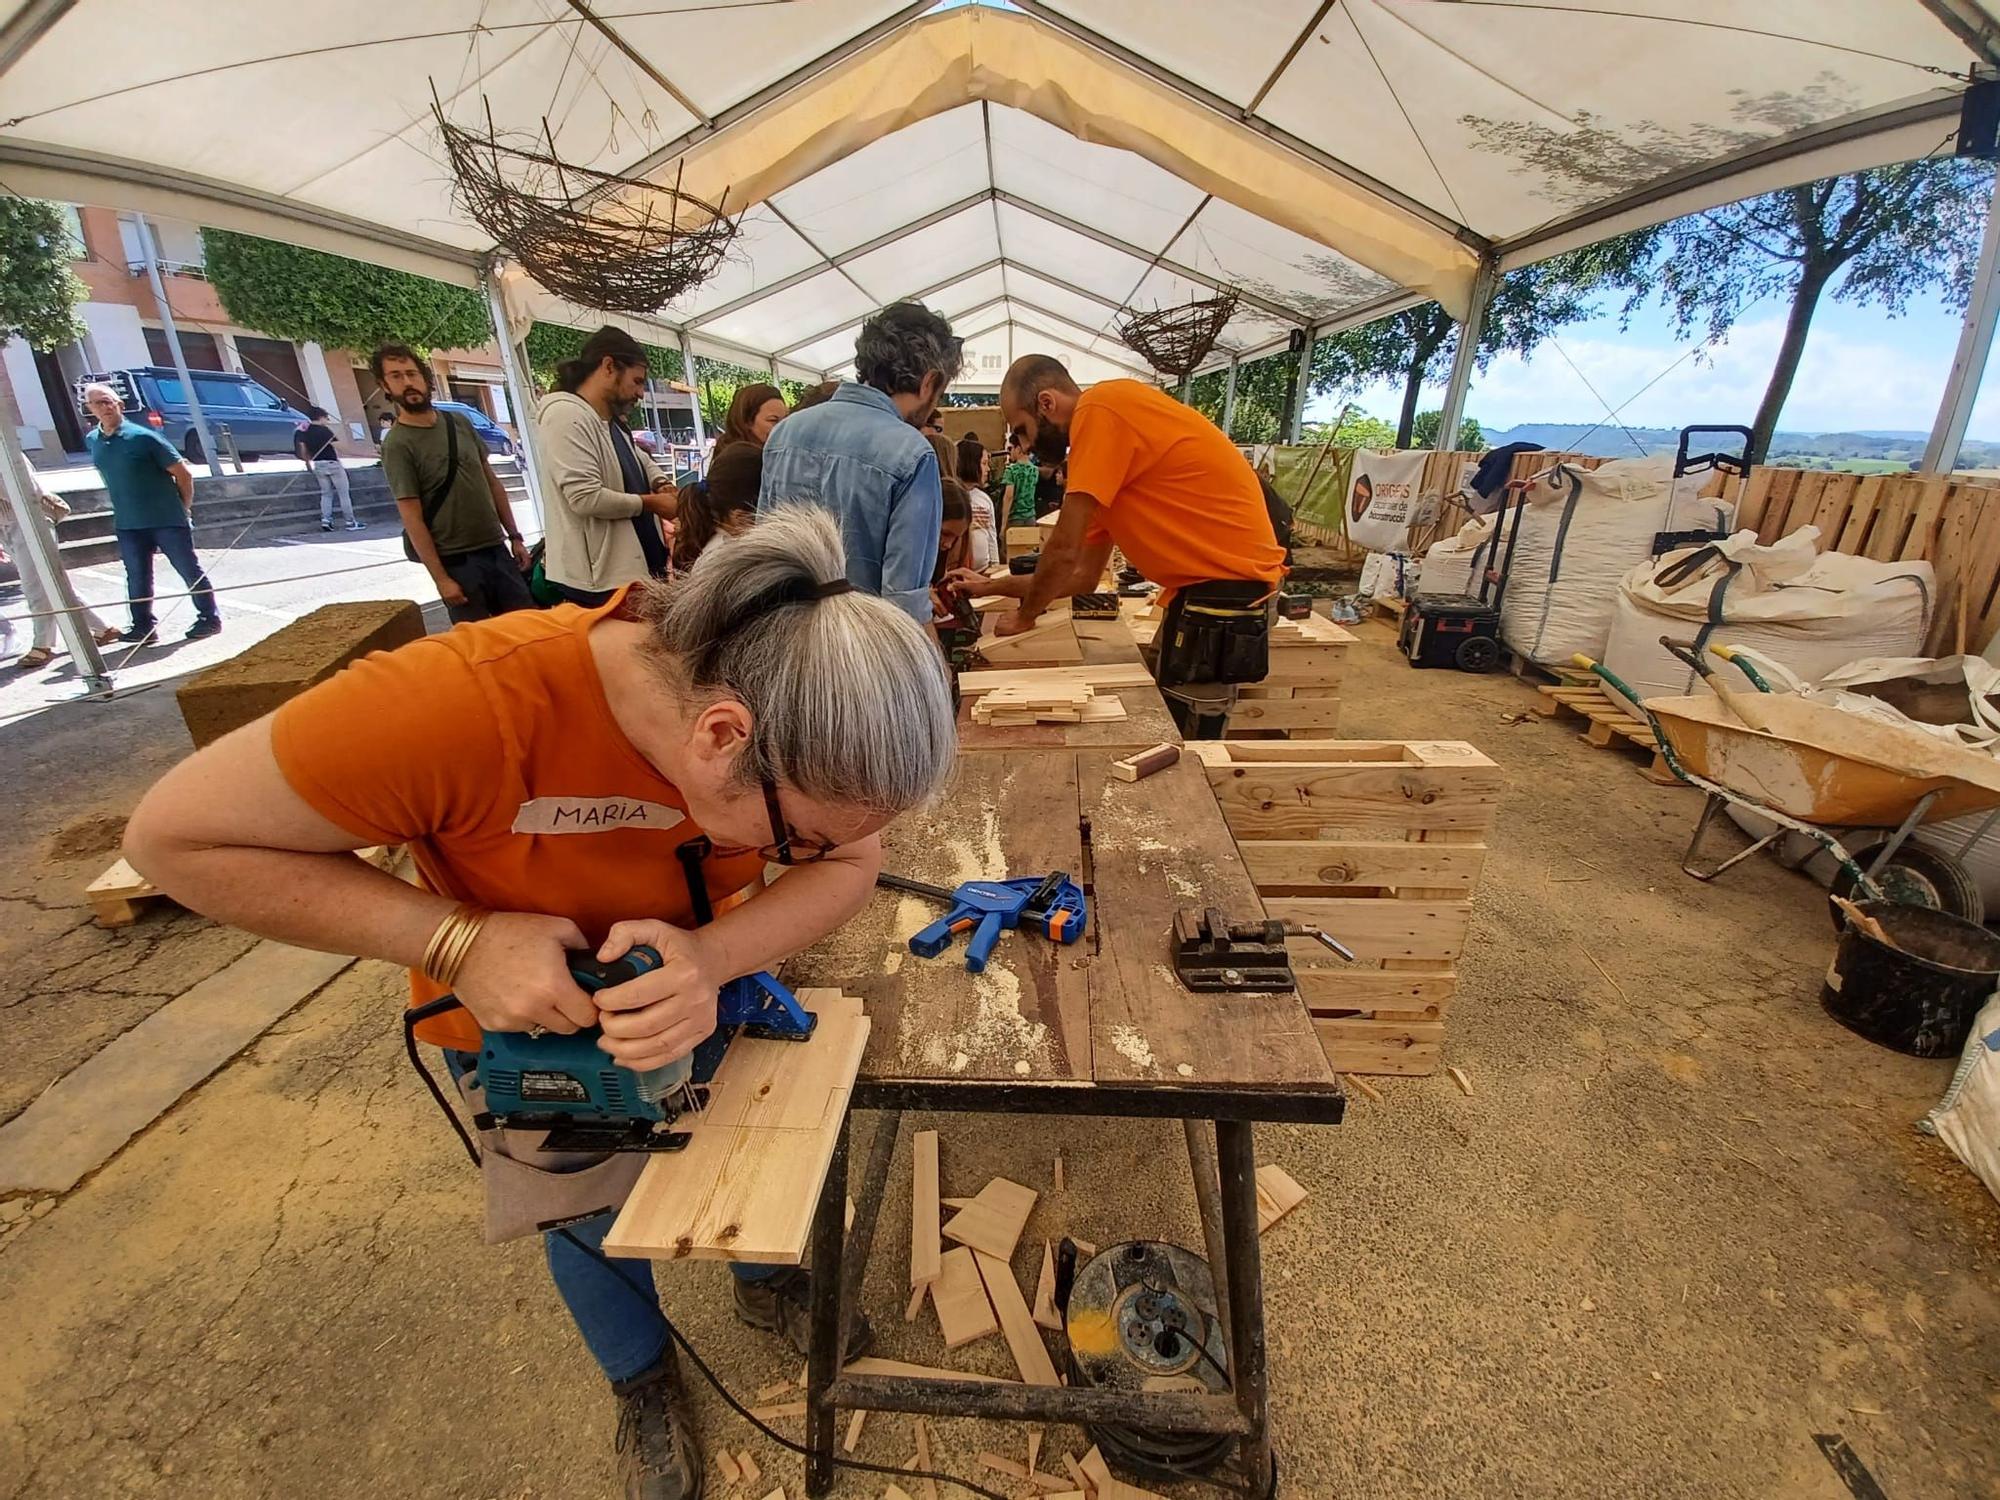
left=786, top=745, right=1342, bottom=1497
left=954, top=616, right=1182, bottom=754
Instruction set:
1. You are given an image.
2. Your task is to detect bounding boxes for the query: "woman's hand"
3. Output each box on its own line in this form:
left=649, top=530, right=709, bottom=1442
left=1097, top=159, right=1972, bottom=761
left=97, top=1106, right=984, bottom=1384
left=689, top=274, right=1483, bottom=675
left=591, top=919, right=722, bottom=1070
left=452, top=911, right=599, bottom=1034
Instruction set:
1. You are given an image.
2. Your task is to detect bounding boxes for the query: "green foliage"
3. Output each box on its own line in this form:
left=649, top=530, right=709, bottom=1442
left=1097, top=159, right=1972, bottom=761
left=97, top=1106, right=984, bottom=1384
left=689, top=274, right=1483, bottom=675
left=202, top=228, right=489, bottom=353
left=521, top=322, right=682, bottom=392
left=685, top=354, right=775, bottom=429
left=1411, top=411, right=1483, bottom=450
left=0, top=199, right=87, bottom=351
left=1625, top=160, right=1995, bottom=460
left=1186, top=350, right=1299, bottom=443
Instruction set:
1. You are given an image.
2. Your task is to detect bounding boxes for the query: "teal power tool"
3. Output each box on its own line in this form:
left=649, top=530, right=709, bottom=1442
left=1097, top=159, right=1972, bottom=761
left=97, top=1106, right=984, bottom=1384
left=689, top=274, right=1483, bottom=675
left=877, top=869, right=1088, bottom=971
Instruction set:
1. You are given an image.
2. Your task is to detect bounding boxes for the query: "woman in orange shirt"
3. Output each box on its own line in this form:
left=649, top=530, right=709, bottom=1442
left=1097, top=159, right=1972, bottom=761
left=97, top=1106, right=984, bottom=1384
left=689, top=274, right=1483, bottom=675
left=123, top=508, right=955, bottom=1500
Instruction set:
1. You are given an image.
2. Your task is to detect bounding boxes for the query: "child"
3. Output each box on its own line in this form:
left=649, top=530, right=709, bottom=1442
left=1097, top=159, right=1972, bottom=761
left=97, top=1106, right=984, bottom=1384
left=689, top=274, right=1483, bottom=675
left=931, top=477, right=980, bottom=669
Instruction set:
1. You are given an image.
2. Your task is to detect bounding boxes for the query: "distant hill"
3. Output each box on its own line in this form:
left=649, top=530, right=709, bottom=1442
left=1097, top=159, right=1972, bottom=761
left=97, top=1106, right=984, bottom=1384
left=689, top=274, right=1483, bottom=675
left=1483, top=422, right=2000, bottom=470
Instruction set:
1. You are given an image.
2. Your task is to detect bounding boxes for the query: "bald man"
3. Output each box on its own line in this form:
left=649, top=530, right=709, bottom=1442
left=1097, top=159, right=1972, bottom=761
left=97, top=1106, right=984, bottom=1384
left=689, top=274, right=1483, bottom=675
left=947, top=354, right=1284, bottom=735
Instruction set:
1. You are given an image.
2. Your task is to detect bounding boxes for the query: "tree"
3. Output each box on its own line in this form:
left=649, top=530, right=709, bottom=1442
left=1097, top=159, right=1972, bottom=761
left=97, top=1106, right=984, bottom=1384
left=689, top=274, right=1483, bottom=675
left=1315, top=235, right=1654, bottom=448
left=203, top=228, right=490, bottom=353
left=1412, top=411, right=1483, bottom=450
left=1187, top=350, right=1297, bottom=442
left=1628, top=161, right=1994, bottom=462
left=0, top=199, right=86, bottom=351
left=521, top=322, right=682, bottom=393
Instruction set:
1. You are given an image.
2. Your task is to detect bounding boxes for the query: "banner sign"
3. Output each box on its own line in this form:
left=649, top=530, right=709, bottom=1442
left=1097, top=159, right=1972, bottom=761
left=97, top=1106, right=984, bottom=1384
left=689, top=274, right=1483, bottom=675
left=1344, top=450, right=1428, bottom=553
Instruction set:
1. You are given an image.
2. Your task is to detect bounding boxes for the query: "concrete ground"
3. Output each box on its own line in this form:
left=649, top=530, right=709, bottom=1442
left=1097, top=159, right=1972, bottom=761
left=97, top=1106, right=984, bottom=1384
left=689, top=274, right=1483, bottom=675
left=2, top=618, right=1997, bottom=1499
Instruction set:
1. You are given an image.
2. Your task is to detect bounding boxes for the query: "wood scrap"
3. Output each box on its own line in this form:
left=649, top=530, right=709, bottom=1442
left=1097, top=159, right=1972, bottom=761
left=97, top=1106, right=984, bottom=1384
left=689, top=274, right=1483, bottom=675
left=1447, top=1065, right=1475, bottom=1097
left=942, top=1177, right=1038, bottom=1260
left=941, top=1196, right=973, bottom=1210
left=933, top=1246, right=1000, bottom=1347
left=845, top=1408, right=867, bottom=1453
left=1032, top=1239, right=1061, bottom=1331
left=911, top=1128, right=940, bottom=1290
left=1071, top=1238, right=1098, bottom=1258
left=914, top=1417, right=939, bottom=1500
left=1061, top=1453, right=1090, bottom=1490
left=1028, top=1428, right=1044, bottom=1474
left=976, top=612, right=1084, bottom=665
left=739, top=1449, right=761, bottom=1484
left=1342, top=1072, right=1385, bottom=1104
left=756, top=1380, right=794, bottom=1401
left=750, top=1400, right=806, bottom=1419
left=1109, top=743, right=1179, bottom=783
left=974, top=1250, right=1061, bottom=1386
left=883, top=1488, right=915, bottom=1500
left=713, top=1448, right=742, bottom=1484
left=758, top=1489, right=785, bottom=1500
left=1079, top=1444, right=1169, bottom=1500
left=958, top=663, right=1153, bottom=696
left=979, top=1453, right=1031, bottom=1479
left=1833, top=894, right=1895, bottom=947
left=1254, top=1165, right=1307, bottom=1233
left=843, top=1357, right=1014, bottom=1384
left=1053, top=1152, right=1064, bottom=1192
left=904, top=1282, right=928, bottom=1321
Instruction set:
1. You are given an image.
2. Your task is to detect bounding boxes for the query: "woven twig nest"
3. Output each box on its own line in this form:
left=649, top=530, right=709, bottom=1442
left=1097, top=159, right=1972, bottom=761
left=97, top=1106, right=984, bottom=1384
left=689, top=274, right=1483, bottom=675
left=436, top=97, right=739, bottom=314
left=1116, top=289, right=1241, bottom=378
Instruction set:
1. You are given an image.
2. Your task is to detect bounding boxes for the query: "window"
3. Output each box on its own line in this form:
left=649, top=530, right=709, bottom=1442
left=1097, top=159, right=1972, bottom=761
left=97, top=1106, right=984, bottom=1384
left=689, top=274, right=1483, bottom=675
left=56, top=205, right=86, bottom=261
left=192, top=377, right=254, bottom=407
left=144, top=327, right=223, bottom=371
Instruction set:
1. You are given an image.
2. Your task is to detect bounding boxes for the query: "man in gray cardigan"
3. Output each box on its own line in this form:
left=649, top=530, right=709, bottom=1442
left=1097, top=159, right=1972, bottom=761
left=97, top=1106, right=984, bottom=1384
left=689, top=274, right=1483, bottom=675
left=536, top=327, right=679, bottom=606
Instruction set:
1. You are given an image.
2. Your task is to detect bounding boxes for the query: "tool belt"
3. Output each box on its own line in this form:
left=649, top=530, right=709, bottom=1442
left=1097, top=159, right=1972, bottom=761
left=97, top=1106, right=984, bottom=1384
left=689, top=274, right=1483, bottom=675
left=1154, top=579, right=1275, bottom=689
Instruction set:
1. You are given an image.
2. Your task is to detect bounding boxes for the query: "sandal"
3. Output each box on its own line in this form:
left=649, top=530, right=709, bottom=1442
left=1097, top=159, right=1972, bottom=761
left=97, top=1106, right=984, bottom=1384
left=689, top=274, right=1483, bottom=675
left=15, top=647, right=54, bottom=669
left=93, top=626, right=121, bottom=645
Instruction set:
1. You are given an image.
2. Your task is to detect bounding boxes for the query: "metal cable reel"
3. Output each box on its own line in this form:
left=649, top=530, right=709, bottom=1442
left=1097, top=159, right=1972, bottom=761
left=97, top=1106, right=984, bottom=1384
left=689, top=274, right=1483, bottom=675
left=1062, top=1240, right=1235, bottom=1478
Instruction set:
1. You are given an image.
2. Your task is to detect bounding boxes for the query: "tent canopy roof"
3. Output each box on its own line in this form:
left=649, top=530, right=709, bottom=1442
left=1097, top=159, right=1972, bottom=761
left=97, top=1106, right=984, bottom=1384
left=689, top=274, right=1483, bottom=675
left=1, top=0, right=1991, bottom=383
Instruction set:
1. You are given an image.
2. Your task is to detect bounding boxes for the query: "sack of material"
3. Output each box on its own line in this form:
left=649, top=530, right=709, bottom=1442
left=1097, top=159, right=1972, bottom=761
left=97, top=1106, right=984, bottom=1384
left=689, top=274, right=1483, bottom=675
left=1600, top=528, right=1935, bottom=718
left=1920, top=991, right=2000, bottom=1204
left=1415, top=516, right=1494, bottom=598
left=1358, top=550, right=1414, bottom=600
left=1499, top=456, right=1733, bottom=667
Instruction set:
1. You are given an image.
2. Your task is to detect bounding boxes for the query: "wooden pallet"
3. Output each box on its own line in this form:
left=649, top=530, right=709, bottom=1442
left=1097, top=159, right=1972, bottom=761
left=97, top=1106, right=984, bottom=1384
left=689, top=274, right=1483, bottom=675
left=1368, top=593, right=1408, bottom=625
left=1192, top=740, right=1500, bottom=1076
left=1532, top=685, right=1680, bottom=785
left=88, top=846, right=400, bottom=927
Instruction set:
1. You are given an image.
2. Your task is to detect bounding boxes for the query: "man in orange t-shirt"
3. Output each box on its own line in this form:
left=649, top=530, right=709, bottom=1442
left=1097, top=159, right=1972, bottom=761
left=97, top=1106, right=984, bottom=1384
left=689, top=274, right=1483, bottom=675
left=949, top=355, right=1285, bottom=733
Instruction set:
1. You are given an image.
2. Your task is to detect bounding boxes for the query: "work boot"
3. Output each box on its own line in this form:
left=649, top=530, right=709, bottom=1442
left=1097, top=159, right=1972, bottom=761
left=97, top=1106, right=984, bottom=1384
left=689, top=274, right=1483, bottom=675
left=612, top=1353, right=702, bottom=1500
left=733, top=1267, right=874, bottom=1359
left=184, top=616, right=222, bottom=640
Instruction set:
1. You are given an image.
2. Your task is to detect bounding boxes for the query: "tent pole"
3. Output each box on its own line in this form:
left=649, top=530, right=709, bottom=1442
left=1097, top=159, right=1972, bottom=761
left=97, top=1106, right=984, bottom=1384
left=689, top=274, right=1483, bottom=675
left=481, top=262, right=546, bottom=538
left=136, top=215, right=222, bottom=477
left=679, top=333, right=708, bottom=471
left=1222, top=358, right=1240, bottom=438
left=1436, top=254, right=1498, bottom=449
left=1925, top=174, right=2000, bottom=474
left=0, top=420, right=109, bottom=693
left=1285, top=327, right=1314, bottom=443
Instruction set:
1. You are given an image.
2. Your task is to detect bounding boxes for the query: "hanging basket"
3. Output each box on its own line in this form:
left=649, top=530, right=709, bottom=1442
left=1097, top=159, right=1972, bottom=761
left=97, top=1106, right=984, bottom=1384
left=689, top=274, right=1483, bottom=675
left=1115, top=289, right=1241, bottom=379
left=434, top=96, right=740, bottom=314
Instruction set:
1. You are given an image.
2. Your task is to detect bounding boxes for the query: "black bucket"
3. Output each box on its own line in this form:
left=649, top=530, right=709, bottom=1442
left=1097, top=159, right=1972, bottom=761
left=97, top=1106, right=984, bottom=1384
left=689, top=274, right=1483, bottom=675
left=1822, top=901, right=2000, bottom=1058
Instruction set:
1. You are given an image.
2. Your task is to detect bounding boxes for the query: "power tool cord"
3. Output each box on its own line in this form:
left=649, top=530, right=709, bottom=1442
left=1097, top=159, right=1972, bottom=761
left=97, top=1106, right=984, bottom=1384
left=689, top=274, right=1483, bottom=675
left=404, top=1000, right=1270, bottom=1500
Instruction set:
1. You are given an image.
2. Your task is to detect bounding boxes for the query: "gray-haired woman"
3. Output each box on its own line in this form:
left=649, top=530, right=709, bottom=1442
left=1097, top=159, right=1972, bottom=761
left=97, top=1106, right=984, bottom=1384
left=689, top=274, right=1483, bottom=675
left=123, top=507, right=956, bottom=1500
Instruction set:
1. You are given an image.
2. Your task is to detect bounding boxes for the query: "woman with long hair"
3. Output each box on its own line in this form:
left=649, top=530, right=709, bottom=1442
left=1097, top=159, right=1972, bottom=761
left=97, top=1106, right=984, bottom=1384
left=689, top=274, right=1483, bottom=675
left=955, top=437, right=996, bottom=571
left=716, top=383, right=789, bottom=453
left=670, top=442, right=762, bottom=572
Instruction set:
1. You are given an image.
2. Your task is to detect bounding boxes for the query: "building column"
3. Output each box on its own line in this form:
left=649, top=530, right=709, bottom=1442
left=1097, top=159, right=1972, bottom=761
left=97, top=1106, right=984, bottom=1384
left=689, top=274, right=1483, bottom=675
left=1926, top=175, right=2000, bottom=473
left=299, top=341, right=345, bottom=423
left=1435, top=253, right=1498, bottom=452
left=480, top=262, right=546, bottom=536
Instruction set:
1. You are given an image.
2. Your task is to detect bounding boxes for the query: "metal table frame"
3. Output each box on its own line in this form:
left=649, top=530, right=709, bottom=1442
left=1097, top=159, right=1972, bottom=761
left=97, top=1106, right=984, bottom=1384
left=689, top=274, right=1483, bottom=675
left=802, top=1075, right=1345, bottom=1498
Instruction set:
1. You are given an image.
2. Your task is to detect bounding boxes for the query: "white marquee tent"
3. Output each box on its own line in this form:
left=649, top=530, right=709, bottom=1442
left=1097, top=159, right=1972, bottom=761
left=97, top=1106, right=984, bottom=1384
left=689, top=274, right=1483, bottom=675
left=4, top=0, right=2000, bottom=677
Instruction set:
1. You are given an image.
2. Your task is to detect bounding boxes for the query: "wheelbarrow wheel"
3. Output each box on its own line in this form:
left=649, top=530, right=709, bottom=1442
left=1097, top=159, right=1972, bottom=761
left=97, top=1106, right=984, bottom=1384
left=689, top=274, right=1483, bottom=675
left=1828, top=840, right=1983, bottom=929
left=1455, top=635, right=1499, bottom=673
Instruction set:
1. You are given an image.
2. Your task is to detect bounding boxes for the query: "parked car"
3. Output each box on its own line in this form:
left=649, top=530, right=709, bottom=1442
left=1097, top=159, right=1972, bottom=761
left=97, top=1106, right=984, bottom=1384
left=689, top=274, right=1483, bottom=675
left=76, top=367, right=311, bottom=463
left=433, top=400, right=515, bottom=458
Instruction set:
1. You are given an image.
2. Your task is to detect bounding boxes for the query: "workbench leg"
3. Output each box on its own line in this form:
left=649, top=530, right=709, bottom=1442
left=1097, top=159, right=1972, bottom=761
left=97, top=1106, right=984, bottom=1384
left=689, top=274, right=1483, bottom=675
left=1215, top=1119, right=1274, bottom=1496
left=839, top=1109, right=903, bottom=1357
left=806, top=1112, right=850, bottom=1499
left=1182, top=1118, right=1233, bottom=1350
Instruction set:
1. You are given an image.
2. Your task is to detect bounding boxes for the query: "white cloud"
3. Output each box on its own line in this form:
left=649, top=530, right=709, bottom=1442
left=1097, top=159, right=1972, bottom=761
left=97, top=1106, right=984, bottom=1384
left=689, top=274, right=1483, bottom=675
left=1307, top=317, right=2000, bottom=440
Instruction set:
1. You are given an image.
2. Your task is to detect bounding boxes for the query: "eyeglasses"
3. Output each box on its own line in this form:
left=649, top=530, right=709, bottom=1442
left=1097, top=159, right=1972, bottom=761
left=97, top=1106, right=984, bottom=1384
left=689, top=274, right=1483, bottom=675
left=757, top=776, right=837, bottom=866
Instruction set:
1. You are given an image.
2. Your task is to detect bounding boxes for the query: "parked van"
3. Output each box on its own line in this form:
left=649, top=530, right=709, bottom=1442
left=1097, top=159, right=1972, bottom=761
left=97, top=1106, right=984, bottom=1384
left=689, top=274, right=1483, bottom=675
left=75, top=367, right=312, bottom=463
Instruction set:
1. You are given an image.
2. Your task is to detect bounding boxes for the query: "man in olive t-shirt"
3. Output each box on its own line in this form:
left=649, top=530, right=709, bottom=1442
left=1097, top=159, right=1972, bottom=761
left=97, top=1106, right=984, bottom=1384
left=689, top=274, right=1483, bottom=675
left=371, top=343, right=533, bottom=623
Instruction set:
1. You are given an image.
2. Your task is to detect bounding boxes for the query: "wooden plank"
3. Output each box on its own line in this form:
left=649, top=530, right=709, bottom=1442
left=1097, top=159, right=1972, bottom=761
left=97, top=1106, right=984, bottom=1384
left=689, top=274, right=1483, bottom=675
left=1254, top=1165, right=1307, bottom=1232
left=975, top=1250, right=1062, bottom=1386
left=977, top=614, right=1084, bottom=665
left=1266, top=898, right=1470, bottom=962
left=1222, top=697, right=1344, bottom=732
left=1199, top=762, right=1501, bottom=836
left=845, top=1408, right=867, bottom=1453
left=1295, top=967, right=1456, bottom=1014
left=842, top=1357, right=1013, bottom=1384
left=1835, top=474, right=1886, bottom=554
left=1314, top=1015, right=1445, bottom=1076
left=1779, top=470, right=1828, bottom=538
left=1237, top=839, right=1485, bottom=891
left=1733, top=466, right=1775, bottom=535
left=1900, top=475, right=1952, bottom=562
left=1079, top=1446, right=1170, bottom=1500
left=1080, top=751, right=1335, bottom=1090
left=933, top=1246, right=1000, bottom=1348
left=1753, top=467, right=1801, bottom=542
left=958, top=663, right=1155, bottom=696
left=1807, top=471, right=1860, bottom=542
left=942, top=1177, right=1038, bottom=1261
left=911, top=1129, right=940, bottom=1291
left=603, top=993, right=868, bottom=1263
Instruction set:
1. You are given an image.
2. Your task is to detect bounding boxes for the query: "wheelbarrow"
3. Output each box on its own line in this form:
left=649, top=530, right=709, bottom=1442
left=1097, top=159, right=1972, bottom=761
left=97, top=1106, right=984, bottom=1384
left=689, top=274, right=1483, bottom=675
left=1574, top=641, right=2000, bottom=923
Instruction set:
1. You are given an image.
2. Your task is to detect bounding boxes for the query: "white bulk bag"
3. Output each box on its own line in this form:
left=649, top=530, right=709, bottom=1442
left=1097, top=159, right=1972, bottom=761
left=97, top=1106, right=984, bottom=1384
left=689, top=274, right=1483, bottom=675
left=1499, top=456, right=1733, bottom=667
left=1357, top=550, right=1413, bottom=599
left=1415, top=516, right=1494, bottom=598
left=1600, top=528, right=1935, bottom=718
left=1920, top=992, right=2000, bottom=1205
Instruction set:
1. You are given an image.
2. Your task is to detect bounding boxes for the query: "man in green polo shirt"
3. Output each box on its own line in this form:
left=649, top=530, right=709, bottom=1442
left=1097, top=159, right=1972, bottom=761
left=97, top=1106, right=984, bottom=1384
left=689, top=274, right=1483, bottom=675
left=371, top=343, right=534, bottom=624
left=82, top=382, right=221, bottom=644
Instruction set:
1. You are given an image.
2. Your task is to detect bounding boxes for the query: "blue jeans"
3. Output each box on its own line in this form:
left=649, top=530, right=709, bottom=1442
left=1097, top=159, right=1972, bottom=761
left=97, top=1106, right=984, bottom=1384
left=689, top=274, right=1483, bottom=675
left=116, top=524, right=217, bottom=630
left=444, top=1049, right=779, bottom=1384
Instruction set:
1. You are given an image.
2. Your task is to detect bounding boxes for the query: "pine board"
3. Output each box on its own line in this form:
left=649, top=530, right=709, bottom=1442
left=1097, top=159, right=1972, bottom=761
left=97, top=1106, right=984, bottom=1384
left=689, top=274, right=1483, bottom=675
left=958, top=663, right=1155, bottom=696
left=934, top=1246, right=1000, bottom=1347
left=942, top=1177, right=1037, bottom=1261
left=911, top=1129, right=940, bottom=1290
left=1254, top=1165, right=1307, bottom=1232
left=974, top=1250, right=1062, bottom=1386
left=603, top=991, right=868, bottom=1263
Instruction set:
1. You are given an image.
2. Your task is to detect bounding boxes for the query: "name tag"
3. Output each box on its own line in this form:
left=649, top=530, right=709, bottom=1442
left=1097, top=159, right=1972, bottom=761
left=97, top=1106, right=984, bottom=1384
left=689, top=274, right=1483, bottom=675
left=510, top=797, right=687, bottom=835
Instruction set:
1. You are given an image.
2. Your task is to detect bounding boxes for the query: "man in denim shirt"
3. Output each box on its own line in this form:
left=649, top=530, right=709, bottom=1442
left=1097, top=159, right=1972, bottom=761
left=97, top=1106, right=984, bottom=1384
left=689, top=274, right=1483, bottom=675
left=757, top=302, right=961, bottom=627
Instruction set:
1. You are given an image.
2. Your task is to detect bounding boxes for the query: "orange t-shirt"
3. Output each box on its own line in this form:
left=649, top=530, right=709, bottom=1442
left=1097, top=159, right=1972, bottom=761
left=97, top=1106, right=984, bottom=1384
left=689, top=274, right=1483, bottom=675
left=1066, top=380, right=1285, bottom=606
left=270, top=592, right=767, bottom=1051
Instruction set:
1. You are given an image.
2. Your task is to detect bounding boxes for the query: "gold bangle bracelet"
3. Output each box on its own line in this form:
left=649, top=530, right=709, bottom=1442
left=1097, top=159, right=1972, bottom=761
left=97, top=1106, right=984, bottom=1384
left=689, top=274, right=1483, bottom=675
left=422, top=904, right=490, bottom=988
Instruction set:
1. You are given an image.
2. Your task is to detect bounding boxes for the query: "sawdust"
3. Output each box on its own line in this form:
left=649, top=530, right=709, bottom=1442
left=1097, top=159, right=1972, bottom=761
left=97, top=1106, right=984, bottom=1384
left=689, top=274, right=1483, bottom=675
left=1108, top=1023, right=1157, bottom=1072
left=893, top=949, right=1050, bottom=1072
left=45, top=813, right=127, bottom=862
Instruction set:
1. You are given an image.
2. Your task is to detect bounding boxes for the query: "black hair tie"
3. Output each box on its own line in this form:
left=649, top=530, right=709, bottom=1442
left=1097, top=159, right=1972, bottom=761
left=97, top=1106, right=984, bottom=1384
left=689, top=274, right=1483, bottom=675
left=809, top=578, right=854, bottom=599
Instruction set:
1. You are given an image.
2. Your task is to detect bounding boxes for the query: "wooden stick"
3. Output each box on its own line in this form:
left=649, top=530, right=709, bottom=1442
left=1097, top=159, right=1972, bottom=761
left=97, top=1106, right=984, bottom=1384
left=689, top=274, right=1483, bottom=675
left=1342, top=1072, right=1384, bottom=1104
left=911, top=1129, right=941, bottom=1290
left=844, top=1407, right=867, bottom=1453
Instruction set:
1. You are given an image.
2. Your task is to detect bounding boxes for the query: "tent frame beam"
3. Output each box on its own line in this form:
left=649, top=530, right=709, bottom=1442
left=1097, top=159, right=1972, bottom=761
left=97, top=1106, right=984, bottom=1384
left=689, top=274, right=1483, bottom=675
left=1916, top=0, right=2000, bottom=68
left=1925, top=175, right=2000, bottom=472
left=1435, top=253, right=1497, bottom=450
left=772, top=257, right=1005, bottom=359
left=0, top=0, right=73, bottom=79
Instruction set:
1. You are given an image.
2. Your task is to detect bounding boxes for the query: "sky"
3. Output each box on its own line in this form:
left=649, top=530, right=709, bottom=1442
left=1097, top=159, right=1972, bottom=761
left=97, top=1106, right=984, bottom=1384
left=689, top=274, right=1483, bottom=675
left=1308, top=288, right=2000, bottom=442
